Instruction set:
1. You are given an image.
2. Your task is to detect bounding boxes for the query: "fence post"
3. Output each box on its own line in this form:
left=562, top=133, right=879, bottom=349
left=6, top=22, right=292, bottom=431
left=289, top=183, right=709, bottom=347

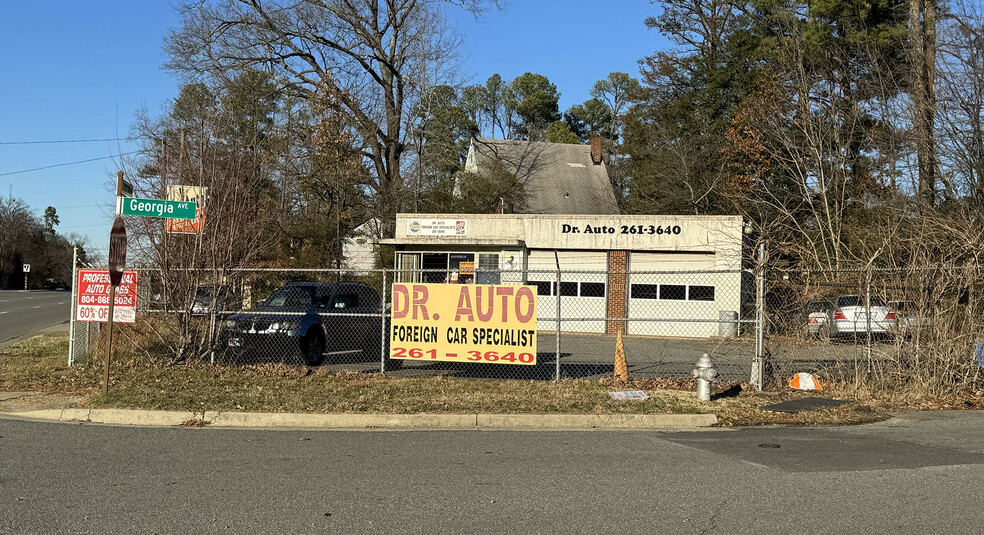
left=68, top=246, right=78, bottom=366
left=381, top=268, right=388, bottom=374
left=555, top=267, right=562, bottom=382
left=624, top=265, right=631, bottom=337
left=865, top=269, right=872, bottom=371
left=752, top=242, right=766, bottom=390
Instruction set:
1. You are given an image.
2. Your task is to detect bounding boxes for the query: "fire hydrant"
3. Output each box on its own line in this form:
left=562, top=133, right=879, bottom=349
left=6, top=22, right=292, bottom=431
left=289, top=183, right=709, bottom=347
left=692, top=353, right=719, bottom=401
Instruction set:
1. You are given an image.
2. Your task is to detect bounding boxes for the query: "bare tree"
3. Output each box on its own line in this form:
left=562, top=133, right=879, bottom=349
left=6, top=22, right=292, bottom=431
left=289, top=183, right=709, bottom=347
left=909, top=0, right=939, bottom=211
left=165, top=0, right=501, bottom=233
left=937, top=0, right=984, bottom=202
left=129, top=79, right=283, bottom=361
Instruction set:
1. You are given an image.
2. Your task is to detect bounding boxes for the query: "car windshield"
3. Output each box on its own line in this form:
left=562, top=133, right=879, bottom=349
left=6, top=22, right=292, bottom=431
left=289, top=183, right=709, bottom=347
left=263, top=286, right=315, bottom=309
left=195, top=286, right=216, bottom=300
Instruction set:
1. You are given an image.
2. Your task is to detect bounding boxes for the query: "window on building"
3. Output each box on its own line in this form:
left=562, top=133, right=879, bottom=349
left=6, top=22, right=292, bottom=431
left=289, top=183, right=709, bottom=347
left=631, top=284, right=659, bottom=299
left=630, top=283, right=715, bottom=302
left=559, top=281, right=578, bottom=296
left=476, top=253, right=500, bottom=284
left=688, top=285, right=715, bottom=301
left=660, top=285, right=687, bottom=300
left=397, top=253, right=421, bottom=283
left=580, top=282, right=605, bottom=297
left=533, top=281, right=553, bottom=296
left=422, top=253, right=450, bottom=283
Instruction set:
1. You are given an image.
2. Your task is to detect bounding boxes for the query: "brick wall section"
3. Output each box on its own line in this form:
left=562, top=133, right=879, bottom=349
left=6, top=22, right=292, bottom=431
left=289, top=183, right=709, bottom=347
left=607, top=251, right=627, bottom=334
left=590, top=134, right=603, bottom=165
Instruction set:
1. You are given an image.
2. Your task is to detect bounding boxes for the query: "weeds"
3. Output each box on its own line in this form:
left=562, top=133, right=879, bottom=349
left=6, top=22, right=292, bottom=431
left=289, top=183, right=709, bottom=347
left=0, top=336, right=908, bottom=426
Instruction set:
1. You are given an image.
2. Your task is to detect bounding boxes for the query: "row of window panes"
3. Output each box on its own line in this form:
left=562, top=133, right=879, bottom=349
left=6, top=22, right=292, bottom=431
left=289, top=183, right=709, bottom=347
left=630, top=284, right=715, bottom=302
left=531, top=281, right=606, bottom=298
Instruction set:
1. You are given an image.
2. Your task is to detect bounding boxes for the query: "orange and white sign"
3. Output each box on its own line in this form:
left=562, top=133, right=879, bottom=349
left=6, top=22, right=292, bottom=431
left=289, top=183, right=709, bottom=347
left=789, top=372, right=822, bottom=391
left=390, top=283, right=537, bottom=364
left=166, top=185, right=206, bottom=233
left=75, top=269, right=138, bottom=323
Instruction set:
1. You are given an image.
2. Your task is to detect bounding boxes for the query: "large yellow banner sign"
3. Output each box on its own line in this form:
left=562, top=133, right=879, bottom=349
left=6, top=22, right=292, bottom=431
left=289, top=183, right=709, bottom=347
left=391, top=283, right=538, bottom=365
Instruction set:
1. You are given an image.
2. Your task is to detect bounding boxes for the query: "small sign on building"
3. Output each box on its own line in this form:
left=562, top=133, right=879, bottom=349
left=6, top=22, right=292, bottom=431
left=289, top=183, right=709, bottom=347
left=166, top=185, right=207, bottom=234
left=406, top=218, right=467, bottom=236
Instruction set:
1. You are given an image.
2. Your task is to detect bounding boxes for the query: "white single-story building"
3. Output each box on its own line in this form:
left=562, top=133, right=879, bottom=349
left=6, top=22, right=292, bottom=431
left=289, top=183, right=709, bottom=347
left=341, top=218, right=382, bottom=271
left=381, top=213, right=745, bottom=339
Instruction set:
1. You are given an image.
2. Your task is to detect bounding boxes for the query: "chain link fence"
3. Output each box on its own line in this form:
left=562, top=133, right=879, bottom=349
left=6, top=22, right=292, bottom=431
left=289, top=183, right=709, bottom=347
left=64, top=259, right=984, bottom=393
left=68, top=267, right=760, bottom=382
left=761, top=265, right=984, bottom=392
left=68, top=310, right=100, bottom=365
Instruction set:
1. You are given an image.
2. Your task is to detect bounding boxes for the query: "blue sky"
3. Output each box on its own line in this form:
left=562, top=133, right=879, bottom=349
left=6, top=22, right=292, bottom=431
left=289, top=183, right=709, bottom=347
left=1, top=1, right=667, bottom=260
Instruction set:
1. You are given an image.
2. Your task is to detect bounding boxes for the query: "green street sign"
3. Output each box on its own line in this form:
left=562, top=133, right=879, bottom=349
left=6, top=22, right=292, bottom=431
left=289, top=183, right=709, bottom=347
left=117, top=197, right=197, bottom=219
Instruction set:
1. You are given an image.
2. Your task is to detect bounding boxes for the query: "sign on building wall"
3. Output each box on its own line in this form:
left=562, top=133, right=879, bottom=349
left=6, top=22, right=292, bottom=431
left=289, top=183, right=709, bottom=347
left=166, top=185, right=207, bottom=234
left=406, top=218, right=467, bottom=236
left=501, top=250, right=521, bottom=271
left=75, top=269, right=139, bottom=323
left=390, top=283, right=537, bottom=365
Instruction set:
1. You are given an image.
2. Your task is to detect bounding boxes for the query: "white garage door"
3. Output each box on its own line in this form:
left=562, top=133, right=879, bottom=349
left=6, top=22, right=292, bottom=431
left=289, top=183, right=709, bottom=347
left=528, top=251, right=607, bottom=333
left=627, top=252, right=733, bottom=338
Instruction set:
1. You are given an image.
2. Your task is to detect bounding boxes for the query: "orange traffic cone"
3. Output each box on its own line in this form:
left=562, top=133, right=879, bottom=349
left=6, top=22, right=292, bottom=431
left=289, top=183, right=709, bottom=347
left=614, top=331, right=629, bottom=382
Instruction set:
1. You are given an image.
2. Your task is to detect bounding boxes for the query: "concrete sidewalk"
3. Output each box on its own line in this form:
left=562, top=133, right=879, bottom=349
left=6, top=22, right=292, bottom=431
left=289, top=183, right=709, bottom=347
left=0, top=392, right=717, bottom=429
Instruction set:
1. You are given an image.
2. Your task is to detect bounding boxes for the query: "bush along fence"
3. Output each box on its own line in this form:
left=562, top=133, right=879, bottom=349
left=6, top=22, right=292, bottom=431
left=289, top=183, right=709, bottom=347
left=760, top=264, right=984, bottom=395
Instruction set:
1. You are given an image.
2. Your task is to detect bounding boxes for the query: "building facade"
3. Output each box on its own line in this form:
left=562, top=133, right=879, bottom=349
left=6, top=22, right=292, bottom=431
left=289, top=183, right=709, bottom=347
left=382, top=213, right=745, bottom=339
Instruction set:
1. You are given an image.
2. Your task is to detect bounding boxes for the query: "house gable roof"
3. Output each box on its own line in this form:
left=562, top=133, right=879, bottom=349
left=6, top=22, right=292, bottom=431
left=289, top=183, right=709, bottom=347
left=466, top=138, right=619, bottom=215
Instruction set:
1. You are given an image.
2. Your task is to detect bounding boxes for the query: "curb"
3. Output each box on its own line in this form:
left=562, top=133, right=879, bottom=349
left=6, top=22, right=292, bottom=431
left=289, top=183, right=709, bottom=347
left=0, top=322, right=71, bottom=350
left=0, top=408, right=717, bottom=429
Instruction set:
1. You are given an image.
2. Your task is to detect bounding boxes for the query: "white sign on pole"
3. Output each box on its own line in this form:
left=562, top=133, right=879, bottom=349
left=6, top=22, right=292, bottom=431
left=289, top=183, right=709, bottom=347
left=23, top=264, right=30, bottom=273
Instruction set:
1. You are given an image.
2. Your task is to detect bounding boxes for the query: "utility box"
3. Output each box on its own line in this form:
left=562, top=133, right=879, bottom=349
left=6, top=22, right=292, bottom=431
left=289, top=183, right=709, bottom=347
left=718, top=310, right=738, bottom=338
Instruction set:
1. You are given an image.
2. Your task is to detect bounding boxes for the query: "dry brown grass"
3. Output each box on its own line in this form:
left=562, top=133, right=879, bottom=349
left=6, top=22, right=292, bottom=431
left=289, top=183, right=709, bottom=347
left=0, top=335, right=935, bottom=426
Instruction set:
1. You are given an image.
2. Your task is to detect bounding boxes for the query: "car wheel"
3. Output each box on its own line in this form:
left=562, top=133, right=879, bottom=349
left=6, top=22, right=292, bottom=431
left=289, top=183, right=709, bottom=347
left=301, top=332, right=325, bottom=366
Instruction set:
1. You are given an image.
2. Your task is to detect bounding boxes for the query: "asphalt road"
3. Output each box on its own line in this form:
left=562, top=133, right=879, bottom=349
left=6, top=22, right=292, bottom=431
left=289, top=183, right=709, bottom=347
left=0, top=290, right=71, bottom=347
left=2, top=411, right=984, bottom=534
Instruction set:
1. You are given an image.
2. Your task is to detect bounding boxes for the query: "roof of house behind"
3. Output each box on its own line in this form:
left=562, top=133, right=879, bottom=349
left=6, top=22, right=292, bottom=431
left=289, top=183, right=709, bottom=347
left=467, top=138, right=619, bottom=215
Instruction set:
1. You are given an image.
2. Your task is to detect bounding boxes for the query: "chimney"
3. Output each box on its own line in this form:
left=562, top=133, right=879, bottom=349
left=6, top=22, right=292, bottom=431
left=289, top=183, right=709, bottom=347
left=590, top=134, right=603, bottom=165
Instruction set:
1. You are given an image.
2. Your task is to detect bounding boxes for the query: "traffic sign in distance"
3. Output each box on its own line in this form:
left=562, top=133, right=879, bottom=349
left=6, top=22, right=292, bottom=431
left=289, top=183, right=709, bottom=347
left=108, top=216, right=127, bottom=287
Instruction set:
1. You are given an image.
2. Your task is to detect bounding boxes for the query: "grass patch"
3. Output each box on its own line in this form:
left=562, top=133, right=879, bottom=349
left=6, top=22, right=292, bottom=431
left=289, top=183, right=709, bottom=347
left=0, top=335, right=920, bottom=426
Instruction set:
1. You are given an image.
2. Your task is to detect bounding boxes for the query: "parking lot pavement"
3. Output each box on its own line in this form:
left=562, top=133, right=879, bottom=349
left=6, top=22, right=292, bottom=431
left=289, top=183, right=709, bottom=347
left=219, top=330, right=900, bottom=383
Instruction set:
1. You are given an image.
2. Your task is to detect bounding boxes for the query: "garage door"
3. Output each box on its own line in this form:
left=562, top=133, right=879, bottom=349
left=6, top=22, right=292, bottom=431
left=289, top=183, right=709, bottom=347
left=528, top=251, right=607, bottom=333
left=627, top=252, right=728, bottom=338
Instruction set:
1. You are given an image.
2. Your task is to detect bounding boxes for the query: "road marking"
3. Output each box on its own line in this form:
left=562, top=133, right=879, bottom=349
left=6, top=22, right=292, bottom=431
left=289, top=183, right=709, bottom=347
left=0, top=311, right=7, bottom=315
left=33, top=306, right=41, bottom=309
left=58, top=302, right=65, bottom=305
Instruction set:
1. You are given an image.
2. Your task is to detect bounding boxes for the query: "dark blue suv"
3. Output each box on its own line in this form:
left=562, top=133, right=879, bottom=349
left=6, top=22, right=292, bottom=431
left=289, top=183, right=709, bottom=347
left=218, top=282, right=396, bottom=367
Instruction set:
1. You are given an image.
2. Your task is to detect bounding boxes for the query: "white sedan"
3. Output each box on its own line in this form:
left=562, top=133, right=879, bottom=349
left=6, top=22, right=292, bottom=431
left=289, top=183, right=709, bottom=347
left=828, top=295, right=898, bottom=338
